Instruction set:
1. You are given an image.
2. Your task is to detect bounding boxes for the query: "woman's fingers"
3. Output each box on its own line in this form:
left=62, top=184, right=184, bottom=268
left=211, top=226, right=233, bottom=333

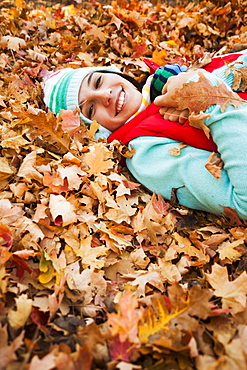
left=159, top=107, right=189, bottom=123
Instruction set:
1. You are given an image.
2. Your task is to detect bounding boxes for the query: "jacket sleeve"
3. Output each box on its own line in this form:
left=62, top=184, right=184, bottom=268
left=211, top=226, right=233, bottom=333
left=126, top=72, right=247, bottom=219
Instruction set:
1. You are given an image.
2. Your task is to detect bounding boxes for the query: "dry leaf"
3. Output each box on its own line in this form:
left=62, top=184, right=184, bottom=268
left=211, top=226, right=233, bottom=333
left=188, top=111, right=212, bottom=138
left=205, top=264, right=247, bottom=313
left=8, top=294, right=32, bottom=329
left=172, top=71, right=246, bottom=114
left=205, top=152, right=224, bottom=180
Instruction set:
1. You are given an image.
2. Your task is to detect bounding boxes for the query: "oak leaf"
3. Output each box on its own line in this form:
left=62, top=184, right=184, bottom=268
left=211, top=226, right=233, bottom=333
left=23, top=111, right=71, bottom=154
left=172, top=71, right=246, bottom=114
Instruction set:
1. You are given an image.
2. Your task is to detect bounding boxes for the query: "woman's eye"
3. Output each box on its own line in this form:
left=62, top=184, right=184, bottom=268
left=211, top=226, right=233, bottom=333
left=95, top=76, right=101, bottom=88
left=88, top=104, right=94, bottom=119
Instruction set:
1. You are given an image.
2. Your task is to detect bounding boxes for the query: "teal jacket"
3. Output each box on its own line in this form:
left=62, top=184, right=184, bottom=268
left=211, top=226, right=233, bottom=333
left=126, top=53, right=247, bottom=219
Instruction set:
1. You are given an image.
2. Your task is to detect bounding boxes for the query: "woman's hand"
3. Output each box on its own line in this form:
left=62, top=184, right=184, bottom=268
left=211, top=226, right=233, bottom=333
left=158, top=106, right=189, bottom=124
left=154, top=69, right=206, bottom=109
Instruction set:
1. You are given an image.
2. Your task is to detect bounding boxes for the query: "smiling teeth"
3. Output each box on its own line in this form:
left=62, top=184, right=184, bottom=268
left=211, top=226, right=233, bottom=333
left=116, top=91, right=125, bottom=113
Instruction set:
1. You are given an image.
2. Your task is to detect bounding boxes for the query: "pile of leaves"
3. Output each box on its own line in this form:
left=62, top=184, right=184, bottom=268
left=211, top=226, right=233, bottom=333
left=1, top=0, right=247, bottom=369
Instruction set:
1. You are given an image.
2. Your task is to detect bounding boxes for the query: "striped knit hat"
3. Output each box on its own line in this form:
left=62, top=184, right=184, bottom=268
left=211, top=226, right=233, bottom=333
left=43, top=65, right=121, bottom=125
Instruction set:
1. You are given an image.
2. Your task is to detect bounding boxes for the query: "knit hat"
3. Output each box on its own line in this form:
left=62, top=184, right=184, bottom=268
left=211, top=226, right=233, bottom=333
left=43, top=65, right=122, bottom=125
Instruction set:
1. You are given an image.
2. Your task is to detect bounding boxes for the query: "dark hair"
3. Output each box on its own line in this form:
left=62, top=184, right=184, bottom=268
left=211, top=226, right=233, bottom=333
left=99, top=70, right=149, bottom=92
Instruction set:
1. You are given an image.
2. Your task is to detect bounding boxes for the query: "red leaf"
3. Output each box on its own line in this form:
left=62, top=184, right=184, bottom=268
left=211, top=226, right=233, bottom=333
left=109, top=336, right=135, bottom=362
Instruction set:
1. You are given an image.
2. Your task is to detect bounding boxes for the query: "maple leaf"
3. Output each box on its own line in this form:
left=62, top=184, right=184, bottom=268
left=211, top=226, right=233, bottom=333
left=84, top=143, right=115, bottom=176
left=205, top=152, right=224, bottom=180
left=123, top=269, right=165, bottom=297
left=172, top=71, right=246, bottom=114
left=109, top=336, right=135, bottom=362
left=0, top=222, right=13, bottom=249
left=60, top=108, right=81, bottom=135
left=108, top=291, right=143, bottom=344
left=205, top=264, right=247, bottom=313
left=73, top=235, right=108, bottom=269
left=49, top=194, right=77, bottom=226
left=28, top=353, right=57, bottom=370
left=217, top=239, right=243, bottom=262
left=17, top=150, right=43, bottom=184
left=0, top=157, right=15, bottom=181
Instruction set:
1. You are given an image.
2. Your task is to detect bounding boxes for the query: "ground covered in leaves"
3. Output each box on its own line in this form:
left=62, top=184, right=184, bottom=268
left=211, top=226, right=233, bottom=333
left=1, top=0, right=247, bottom=369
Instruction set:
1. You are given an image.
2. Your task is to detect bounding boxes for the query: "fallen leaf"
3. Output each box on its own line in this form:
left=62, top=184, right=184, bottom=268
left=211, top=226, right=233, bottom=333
left=205, top=152, right=224, bottom=180
left=205, top=264, right=247, bottom=313
left=8, top=294, right=32, bottom=329
left=188, top=111, right=212, bottom=138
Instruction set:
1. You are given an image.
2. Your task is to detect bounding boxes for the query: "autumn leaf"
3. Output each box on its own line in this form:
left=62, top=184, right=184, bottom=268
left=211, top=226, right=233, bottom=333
left=172, top=71, right=246, bottom=114
left=108, top=291, right=143, bottom=344
left=188, top=111, right=212, bottom=138
left=138, top=292, right=189, bottom=343
left=1, top=36, right=26, bottom=51
left=205, top=152, right=224, bottom=180
left=225, top=63, right=247, bottom=92
left=84, top=142, right=115, bottom=176
left=49, top=194, right=77, bottom=226
left=8, top=294, right=32, bottom=329
left=0, top=324, right=24, bottom=370
left=205, top=264, right=247, bottom=313
left=24, top=111, right=71, bottom=154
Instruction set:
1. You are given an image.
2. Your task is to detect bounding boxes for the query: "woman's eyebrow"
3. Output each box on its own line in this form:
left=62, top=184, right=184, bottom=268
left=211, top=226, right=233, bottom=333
left=79, top=72, right=94, bottom=108
left=87, top=72, right=94, bottom=87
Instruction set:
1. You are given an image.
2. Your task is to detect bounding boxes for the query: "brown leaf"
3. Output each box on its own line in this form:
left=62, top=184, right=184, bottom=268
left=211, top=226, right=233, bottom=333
left=205, top=264, right=247, bottom=314
left=23, top=111, right=71, bottom=154
left=188, top=111, right=212, bottom=138
left=225, top=63, right=247, bottom=92
left=172, top=71, right=246, bottom=114
left=84, top=143, right=115, bottom=176
left=205, top=152, right=224, bottom=180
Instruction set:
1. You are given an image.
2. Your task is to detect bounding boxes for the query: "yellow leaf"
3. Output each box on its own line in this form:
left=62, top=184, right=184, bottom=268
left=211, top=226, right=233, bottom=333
left=138, top=293, right=188, bottom=343
left=88, top=120, right=100, bottom=138
left=8, top=294, right=32, bottom=329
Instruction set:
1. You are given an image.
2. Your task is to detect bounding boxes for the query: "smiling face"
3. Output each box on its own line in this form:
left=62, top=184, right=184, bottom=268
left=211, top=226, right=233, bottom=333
left=78, top=71, right=142, bottom=132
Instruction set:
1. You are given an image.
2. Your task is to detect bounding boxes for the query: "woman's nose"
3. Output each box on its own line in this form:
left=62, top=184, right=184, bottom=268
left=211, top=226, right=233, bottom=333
left=96, top=88, right=112, bottom=106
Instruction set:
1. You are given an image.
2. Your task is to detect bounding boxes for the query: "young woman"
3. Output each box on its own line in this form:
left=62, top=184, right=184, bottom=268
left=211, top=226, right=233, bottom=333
left=43, top=51, right=247, bottom=219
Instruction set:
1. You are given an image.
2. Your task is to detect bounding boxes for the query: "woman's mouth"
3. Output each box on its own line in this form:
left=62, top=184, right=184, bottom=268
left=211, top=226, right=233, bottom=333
left=116, top=90, right=125, bottom=115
